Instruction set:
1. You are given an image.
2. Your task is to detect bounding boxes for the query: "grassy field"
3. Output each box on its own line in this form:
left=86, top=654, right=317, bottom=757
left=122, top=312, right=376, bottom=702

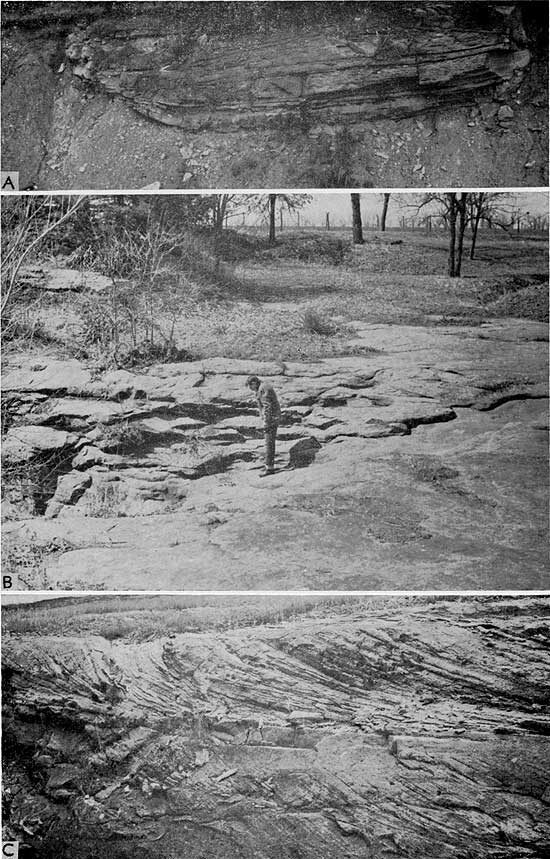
left=172, top=228, right=549, bottom=360
left=1, top=593, right=465, bottom=640
left=3, top=227, right=548, bottom=366
left=3, top=594, right=543, bottom=641
left=1, top=594, right=385, bottom=639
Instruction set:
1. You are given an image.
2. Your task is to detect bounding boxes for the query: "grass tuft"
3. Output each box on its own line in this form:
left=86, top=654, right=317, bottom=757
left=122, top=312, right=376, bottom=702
left=302, top=307, right=336, bottom=336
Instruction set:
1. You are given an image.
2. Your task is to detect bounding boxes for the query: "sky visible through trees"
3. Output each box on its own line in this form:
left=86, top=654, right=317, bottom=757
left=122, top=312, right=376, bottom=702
left=243, top=192, right=548, bottom=230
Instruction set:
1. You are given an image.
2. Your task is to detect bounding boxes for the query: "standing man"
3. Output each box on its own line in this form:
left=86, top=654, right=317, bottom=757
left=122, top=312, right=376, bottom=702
left=246, top=375, right=281, bottom=477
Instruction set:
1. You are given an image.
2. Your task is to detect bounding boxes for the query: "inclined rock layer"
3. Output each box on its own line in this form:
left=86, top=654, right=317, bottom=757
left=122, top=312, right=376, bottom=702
left=72, top=11, right=532, bottom=130
left=1, top=2, right=547, bottom=187
left=2, top=597, right=550, bottom=858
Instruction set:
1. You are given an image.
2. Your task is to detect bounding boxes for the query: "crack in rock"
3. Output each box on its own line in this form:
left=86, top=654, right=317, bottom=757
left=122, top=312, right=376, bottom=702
left=2, top=319, right=547, bottom=587
left=2, top=597, right=549, bottom=857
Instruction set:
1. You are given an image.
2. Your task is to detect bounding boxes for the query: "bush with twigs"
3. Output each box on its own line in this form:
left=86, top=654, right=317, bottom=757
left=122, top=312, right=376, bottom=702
left=1, top=195, right=85, bottom=344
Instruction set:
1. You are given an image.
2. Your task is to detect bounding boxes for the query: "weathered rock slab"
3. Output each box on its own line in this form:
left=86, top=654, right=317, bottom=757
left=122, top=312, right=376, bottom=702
left=19, top=266, right=112, bottom=293
left=45, top=472, right=92, bottom=518
left=2, top=319, right=547, bottom=588
left=2, top=425, right=78, bottom=464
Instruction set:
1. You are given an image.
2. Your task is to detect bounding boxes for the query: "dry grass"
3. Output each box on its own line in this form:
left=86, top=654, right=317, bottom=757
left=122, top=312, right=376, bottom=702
left=3, top=594, right=539, bottom=640
left=173, top=298, right=376, bottom=362
left=3, top=228, right=547, bottom=366
left=2, top=594, right=356, bottom=638
left=80, top=482, right=126, bottom=518
left=0, top=594, right=447, bottom=639
left=1, top=535, right=73, bottom=589
left=167, top=262, right=545, bottom=363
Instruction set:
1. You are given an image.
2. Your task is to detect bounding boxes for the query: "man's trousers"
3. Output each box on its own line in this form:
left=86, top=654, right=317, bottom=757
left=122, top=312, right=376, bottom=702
left=264, top=424, right=278, bottom=471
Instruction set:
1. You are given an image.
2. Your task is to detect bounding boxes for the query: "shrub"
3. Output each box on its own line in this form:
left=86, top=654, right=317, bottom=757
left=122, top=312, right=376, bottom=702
left=83, top=482, right=125, bottom=518
left=96, top=420, right=147, bottom=454
left=302, top=307, right=336, bottom=336
left=97, top=617, right=137, bottom=641
left=117, top=340, right=193, bottom=369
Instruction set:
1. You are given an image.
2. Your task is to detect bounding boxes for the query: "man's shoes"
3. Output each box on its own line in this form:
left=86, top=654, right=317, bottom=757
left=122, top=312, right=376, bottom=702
left=259, top=468, right=275, bottom=478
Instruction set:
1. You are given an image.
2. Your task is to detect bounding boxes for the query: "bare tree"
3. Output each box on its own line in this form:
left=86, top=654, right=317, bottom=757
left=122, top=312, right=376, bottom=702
left=445, top=192, right=469, bottom=277
left=456, top=194, right=468, bottom=277
left=409, top=193, right=471, bottom=277
left=468, top=192, right=514, bottom=259
left=351, top=193, right=364, bottom=244
left=247, top=194, right=311, bottom=244
left=468, top=192, right=486, bottom=260
left=380, top=193, right=391, bottom=232
left=210, top=194, right=253, bottom=232
left=447, top=194, right=458, bottom=277
left=268, top=194, right=277, bottom=244
left=212, top=194, right=235, bottom=232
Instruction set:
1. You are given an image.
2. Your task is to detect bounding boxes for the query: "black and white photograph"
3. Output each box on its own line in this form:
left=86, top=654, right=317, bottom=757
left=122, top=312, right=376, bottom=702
left=1, top=1, right=549, bottom=856
left=2, top=593, right=550, bottom=858
left=1, top=1, right=548, bottom=189
left=1, top=191, right=548, bottom=590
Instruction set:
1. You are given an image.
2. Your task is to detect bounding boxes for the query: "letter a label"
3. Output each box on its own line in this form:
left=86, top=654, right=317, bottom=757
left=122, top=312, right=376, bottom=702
left=1, top=172, right=19, bottom=191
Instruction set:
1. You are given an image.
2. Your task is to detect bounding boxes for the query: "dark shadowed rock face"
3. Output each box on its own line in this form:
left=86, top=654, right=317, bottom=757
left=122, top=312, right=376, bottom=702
left=2, top=598, right=550, bottom=858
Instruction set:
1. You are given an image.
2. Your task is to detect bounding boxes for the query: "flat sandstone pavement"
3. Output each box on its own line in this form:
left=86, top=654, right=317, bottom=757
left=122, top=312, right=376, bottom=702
left=3, top=317, right=548, bottom=590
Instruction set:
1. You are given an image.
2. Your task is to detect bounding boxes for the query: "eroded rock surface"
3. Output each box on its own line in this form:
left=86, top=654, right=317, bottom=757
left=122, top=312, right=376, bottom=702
left=65, top=6, right=532, bottom=130
left=1, top=2, right=547, bottom=188
left=2, top=318, right=548, bottom=589
left=2, top=597, right=549, bottom=858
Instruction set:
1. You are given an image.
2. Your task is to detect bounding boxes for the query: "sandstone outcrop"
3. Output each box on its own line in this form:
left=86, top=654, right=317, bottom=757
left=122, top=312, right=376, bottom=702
left=18, top=266, right=111, bottom=293
left=2, top=596, right=549, bottom=858
left=2, top=318, right=548, bottom=590
left=2, top=2, right=546, bottom=187
left=3, top=3, right=535, bottom=129
left=67, top=7, right=532, bottom=131
left=2, top=425, right=78, bottom=465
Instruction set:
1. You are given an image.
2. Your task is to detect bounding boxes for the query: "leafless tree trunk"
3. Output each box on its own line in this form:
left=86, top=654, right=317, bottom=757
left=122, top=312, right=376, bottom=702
left=455, top=194, right=467, bottom=277
left=213, top=194, right=234, bottom=232
left=380, top=193, right=391, bottom=232
left=351, top=193, right=364, bottom=244
left=268, top=194, right=277, bottom=244
left=469, top=192, right=485, bottom=259
left=470, top=208, right=482, bottom=259
left=447, top=193, right=457, bottom=277
left=445, top=193, right=469, bottom=277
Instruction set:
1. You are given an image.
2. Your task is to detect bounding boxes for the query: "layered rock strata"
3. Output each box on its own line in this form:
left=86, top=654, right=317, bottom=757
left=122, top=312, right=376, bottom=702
left=2, top=319, right=548, bottom=589
left=2, top=597, right=549, bottom=858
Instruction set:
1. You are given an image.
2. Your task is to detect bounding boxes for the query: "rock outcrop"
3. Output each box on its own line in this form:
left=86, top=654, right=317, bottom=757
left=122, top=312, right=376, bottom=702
left=4, top=2, right=535, bottom=129
left=17, top=266, right=111, bottom=293
left=2, top=318, right=548, bottom=590
left=65, top=6, right=532, bottom=131
left=1, top=2, right=547, bottom=187
left=2, top=596, right=549, bottom=858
